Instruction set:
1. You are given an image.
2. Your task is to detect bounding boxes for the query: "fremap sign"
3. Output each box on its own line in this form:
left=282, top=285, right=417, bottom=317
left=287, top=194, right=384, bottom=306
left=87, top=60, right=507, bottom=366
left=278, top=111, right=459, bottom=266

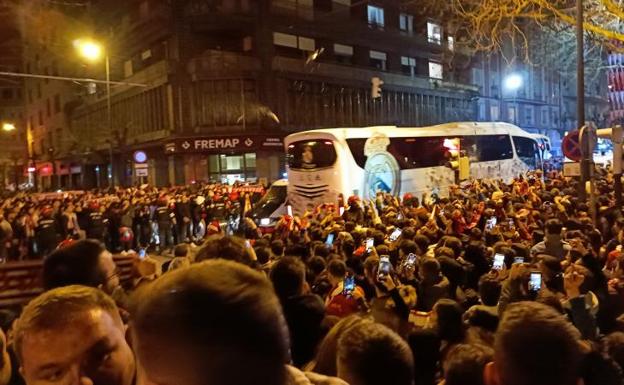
left=164, top=135, right=284, bottom=154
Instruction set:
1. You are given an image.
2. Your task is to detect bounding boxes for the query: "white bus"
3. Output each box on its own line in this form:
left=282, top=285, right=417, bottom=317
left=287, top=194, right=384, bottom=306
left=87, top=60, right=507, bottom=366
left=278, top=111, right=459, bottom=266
left=529, top=133, right=553, bottom=161
left=285, top=122, right=543, bottom=213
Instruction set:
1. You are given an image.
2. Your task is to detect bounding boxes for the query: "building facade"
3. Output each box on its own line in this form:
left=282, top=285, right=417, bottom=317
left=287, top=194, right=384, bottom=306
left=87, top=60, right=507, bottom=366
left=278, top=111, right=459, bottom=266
left=13, top=1, right=611, bottom=189
left=0, top=1, right=27, bottom=190
left=609, top=48, right=624, bottom=125
left=19, top=1, right=97, bottom=190
left=61, top=0, right=480, bottom=188
left=472, top=41, right=608, bottom=155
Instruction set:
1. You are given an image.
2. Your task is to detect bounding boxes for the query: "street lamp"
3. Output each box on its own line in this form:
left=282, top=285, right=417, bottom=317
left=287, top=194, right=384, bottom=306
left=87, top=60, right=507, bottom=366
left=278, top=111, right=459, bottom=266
left=2, top=122, right=15, bottom=132
left=503, top=73, right=523, bottom=91
left=74, top=38, right=114, bottom=188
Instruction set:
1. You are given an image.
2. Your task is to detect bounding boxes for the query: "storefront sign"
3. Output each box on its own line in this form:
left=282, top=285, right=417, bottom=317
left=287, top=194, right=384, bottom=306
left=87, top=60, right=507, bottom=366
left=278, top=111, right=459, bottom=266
left=232, top=185, right=265, bottom=194
left=164, top=135, right=284, bottom=154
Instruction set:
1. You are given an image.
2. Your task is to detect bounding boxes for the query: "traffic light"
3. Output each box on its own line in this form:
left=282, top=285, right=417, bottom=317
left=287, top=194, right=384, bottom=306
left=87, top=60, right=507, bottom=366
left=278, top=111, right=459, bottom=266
left=371, top=77, right=383, bottom=98
left=443, top=138, right=470, bottom=181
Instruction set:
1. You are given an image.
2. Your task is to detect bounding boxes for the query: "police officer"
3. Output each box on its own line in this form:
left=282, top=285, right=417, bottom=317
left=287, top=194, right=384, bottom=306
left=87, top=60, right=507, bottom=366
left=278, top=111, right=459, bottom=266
left=85, top=201, right=105, bottom=241
left=35, top=206, right=60, bottom=257
left=155, top=197, right=175, bottom=253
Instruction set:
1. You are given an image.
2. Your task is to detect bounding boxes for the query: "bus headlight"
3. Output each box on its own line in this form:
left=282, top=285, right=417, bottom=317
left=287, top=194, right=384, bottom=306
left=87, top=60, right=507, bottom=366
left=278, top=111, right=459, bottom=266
left=260, top=218, right=271, bottom=226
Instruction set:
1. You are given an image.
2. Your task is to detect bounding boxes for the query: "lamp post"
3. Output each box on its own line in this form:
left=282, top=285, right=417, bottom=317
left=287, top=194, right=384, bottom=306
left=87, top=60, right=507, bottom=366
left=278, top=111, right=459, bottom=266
left=74, top=39, right=114, bottom=188
left=1, top=122, right=15, bottom=132
left=0, top=122, right=16, bottom=190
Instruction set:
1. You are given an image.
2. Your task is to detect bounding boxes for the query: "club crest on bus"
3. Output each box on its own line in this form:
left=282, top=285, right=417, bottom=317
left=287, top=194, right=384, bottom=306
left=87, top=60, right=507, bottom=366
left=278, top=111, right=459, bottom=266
left=363, top=134, right=400, bottom=199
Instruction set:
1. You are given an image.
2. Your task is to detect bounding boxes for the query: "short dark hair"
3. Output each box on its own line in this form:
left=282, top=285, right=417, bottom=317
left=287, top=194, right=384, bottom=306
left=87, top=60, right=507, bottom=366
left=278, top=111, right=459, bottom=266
left=328, top=259, right=347, bottom=279
left=174, top=243, right=189, bottom=257
left=270, top=257, right=306, bottom=300
left=478, top=275, right=502, bottom=307
left=270, top=240, right=285, bottom=256
left=195, top=235, right=255, bottom=267
left=131, top=260, right=289, bottom=385
left=337, top=320, right=413, bottom=385
left=42, top=239, right=107, bottom=290
left=14, top=285, right=118, bottom=363
left=444, top=344, right=494, bottom=385
left=421, top=258, right=441, bottom=277
left=414, top=235, right=430, bottom=255
left=545, top=219, right=563, bottom=235
left=603, top=332, right=624, bottom=374
left=495, top=302, right=582, bottom=385
left=400, top=240, right=419, bottom=256
left=434, top=299, right=465, bottom=344
left=255, top=247, right=271, bottom=265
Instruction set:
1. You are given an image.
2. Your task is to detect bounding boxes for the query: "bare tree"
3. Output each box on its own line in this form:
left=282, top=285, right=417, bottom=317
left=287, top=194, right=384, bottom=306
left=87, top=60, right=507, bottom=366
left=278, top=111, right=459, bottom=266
left=403, top=0, right=624, bottom=72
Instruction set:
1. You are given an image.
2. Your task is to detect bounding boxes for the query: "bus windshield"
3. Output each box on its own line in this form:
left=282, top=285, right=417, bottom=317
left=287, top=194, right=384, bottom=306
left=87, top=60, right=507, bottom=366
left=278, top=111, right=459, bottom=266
left=512, top=136, right=539, bottom=168
left=287, top=140, right=337, bottom=170
left=250, top=184, right=287, bottom=219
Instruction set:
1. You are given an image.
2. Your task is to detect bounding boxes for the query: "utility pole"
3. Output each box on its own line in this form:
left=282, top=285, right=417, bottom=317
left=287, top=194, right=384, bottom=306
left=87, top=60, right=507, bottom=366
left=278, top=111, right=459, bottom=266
left=613, top=125, right=623, bottom=214
left=577, top=0, right=588, bottom=201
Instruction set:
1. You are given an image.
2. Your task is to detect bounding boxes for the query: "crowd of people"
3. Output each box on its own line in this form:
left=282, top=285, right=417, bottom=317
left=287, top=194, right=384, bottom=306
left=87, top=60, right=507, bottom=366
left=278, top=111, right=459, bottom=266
left=0, top=182, right=264, bottom=261
left=1, top=166, right=624, bottom=385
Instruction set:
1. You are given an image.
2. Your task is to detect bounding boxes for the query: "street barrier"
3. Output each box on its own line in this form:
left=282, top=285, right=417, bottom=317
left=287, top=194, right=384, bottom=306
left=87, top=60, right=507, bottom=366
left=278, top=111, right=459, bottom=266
left=0, top=254, right=136, bottom=310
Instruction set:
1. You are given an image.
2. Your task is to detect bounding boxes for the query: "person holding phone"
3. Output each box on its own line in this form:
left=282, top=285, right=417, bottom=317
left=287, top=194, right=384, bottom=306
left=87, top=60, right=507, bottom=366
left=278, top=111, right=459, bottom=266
left=561, top=264, right=599, bottom=340
left=325, top=260, right=367, bottom=318
left=417, top=258, right=451, bottom=312
left=365, top=256, right=411, bottom=334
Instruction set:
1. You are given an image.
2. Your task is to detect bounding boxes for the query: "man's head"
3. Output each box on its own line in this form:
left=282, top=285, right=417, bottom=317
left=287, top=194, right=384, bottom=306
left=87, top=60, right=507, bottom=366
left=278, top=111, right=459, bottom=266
left=478, top=275, right=502, bottom=307
left=14, top=286, right=135, bottom=385
left=174, top=243, right=189, bottom=258
left=336, top=320, right=413, bottom=385
left=399, top=240, right=419, bottom=258
left=130, top=260, right=289, bottom=385
left=545, top=219, right=563, bottom=237
left=327, top=259, right=347, bottom=286
left=420, top=258, right=441, bottom=281
left=444, top=344, right=493, bottom=385
left=270, top=257, right=306, bottom=301
left=43, top=240, right=118, bottom=295
left=485, top=301, right=582, bottom=385
left=194, top=235, right=255, bottom=266
left=270, top=240, right=285, bottom=258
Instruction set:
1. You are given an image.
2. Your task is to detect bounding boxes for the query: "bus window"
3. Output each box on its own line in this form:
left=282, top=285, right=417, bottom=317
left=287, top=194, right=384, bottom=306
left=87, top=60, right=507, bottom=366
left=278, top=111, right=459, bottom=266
left=512, top=136, right=539, bottom=168
left=390, top=137, right=448, bottom=168
left=287, top=140, right=337, bottom=170
left=346, top=138, right=367, bottom=168
left=463, top=135, right=514, bottom=162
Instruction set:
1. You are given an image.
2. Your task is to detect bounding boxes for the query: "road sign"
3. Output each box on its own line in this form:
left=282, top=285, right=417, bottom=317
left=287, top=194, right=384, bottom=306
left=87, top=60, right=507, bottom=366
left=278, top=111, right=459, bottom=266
left=133, top=151, right=147, bottom=163
left=563, top=162, right=581, bottom=177
left=134, top=162, right=148, bottom=177
left=562, top=130, right=582, bottom=162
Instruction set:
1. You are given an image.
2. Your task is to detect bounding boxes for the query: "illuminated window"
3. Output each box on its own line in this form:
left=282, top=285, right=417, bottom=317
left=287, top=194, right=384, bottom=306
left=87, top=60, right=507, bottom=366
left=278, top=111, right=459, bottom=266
left=367, top=5, right=384, bottom=28
left=427, top=22, right=442, bottom=44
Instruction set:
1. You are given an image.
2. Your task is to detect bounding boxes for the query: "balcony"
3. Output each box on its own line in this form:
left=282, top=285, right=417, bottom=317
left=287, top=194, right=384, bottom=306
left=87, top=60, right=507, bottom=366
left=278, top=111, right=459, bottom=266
left=273, top=55, right=478, bottom=94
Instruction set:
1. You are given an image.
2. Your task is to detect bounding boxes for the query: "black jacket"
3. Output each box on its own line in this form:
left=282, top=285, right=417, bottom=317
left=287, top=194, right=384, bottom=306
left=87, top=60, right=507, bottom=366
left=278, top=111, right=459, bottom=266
left=281, top=294, right=326, bottom=368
